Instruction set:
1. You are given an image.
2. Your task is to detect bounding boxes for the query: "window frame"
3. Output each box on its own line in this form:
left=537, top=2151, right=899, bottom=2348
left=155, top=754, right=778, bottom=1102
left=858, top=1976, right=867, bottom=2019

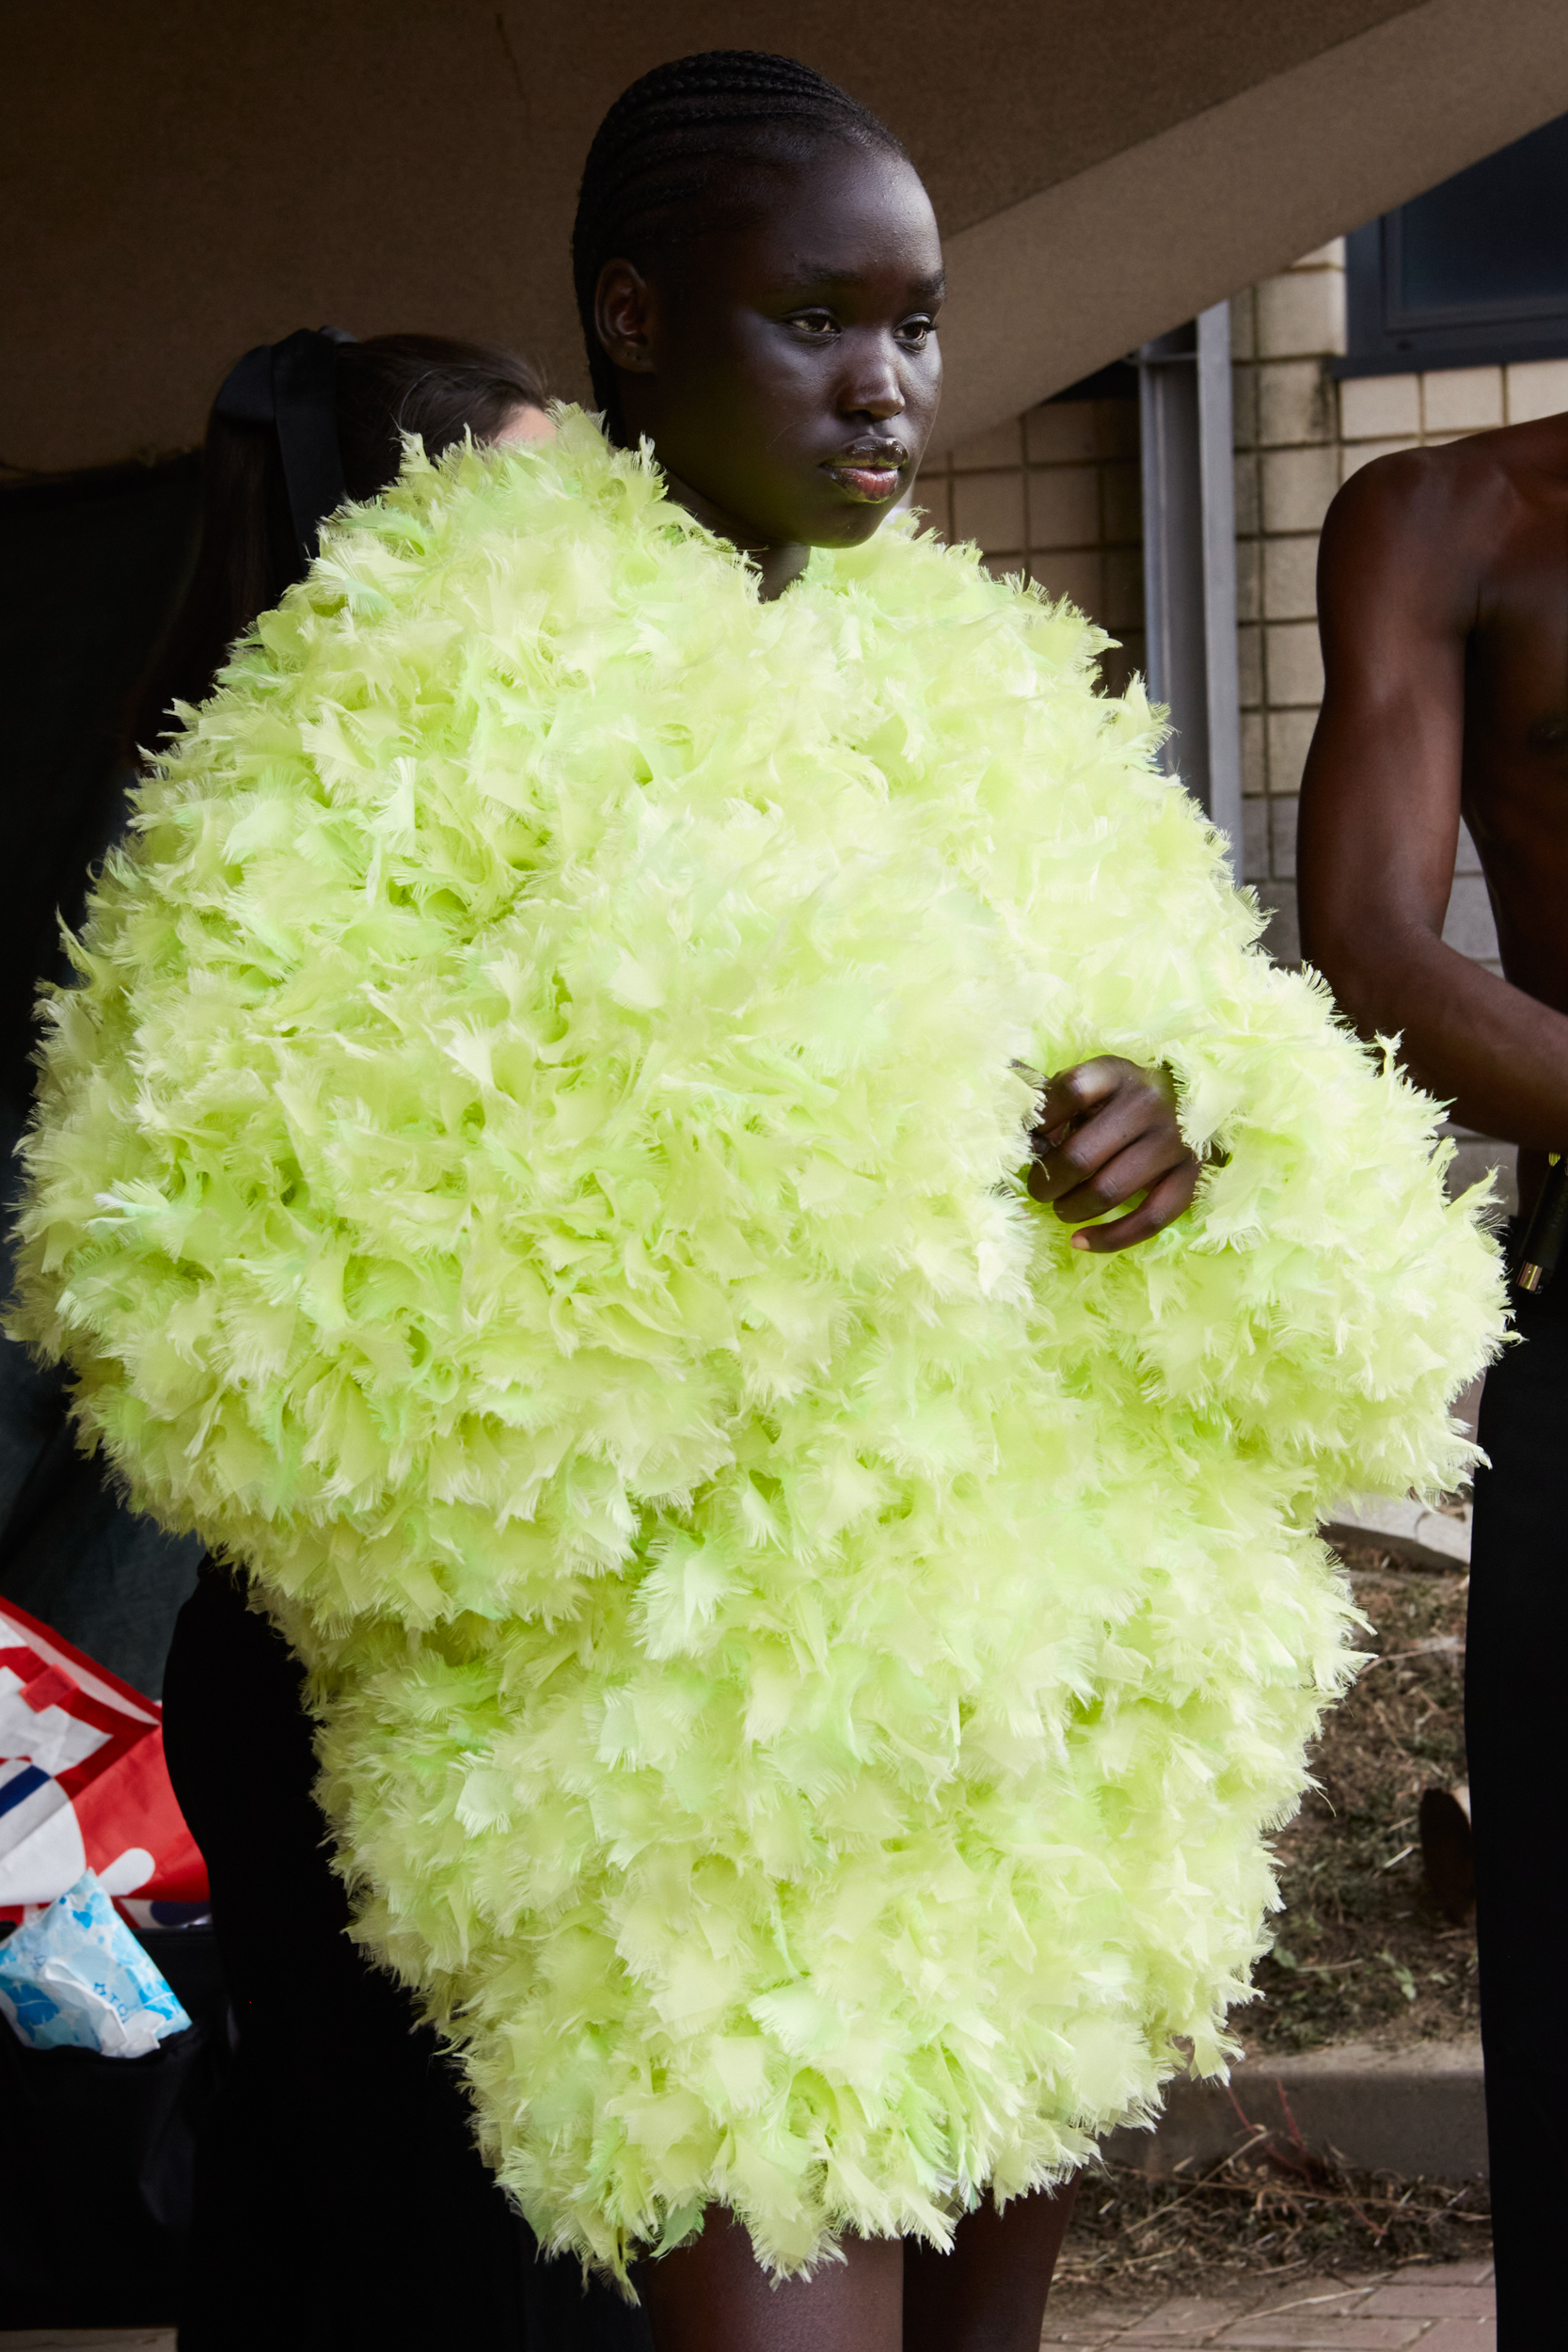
left=1337, top=116, right=1568, bottom=379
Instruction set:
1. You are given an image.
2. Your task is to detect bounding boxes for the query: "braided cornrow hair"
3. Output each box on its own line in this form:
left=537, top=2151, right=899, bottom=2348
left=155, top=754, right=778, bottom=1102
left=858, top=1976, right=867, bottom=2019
left=573, top=50, right=907, bottom=438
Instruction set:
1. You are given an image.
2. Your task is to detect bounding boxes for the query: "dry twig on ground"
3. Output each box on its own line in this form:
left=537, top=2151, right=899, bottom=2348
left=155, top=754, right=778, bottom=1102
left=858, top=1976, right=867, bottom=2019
left=1058, top=2137, right=1489, bottom=2292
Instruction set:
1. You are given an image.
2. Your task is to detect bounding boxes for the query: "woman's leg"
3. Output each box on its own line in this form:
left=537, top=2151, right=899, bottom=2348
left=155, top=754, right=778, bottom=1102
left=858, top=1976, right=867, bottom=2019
left=638, top=2210, right=903, bottom=2352
left=901, top=2181, right=1080, bottom=2352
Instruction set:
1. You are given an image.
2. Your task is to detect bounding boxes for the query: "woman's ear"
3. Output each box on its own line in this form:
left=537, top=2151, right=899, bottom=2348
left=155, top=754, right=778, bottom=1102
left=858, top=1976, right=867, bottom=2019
left=594, top=260, right=657, bottom=375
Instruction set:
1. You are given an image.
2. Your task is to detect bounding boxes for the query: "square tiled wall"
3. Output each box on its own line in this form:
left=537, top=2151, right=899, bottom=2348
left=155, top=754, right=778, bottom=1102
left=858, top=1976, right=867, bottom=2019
left=1233, top=237, right=1514, bottom=980
left=1236, top=242, right=1519, bottom=1202
left=917, top=395, right=1144, bottom=694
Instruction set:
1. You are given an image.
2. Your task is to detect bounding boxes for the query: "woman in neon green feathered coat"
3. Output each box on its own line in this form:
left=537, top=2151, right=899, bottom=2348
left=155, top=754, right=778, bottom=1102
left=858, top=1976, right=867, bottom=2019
left=9, top=52, right=1504, bottom=2351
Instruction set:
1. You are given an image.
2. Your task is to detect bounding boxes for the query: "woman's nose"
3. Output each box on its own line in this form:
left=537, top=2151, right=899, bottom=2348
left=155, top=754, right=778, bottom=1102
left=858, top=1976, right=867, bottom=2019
left=839, top=341, right=906, bottom=420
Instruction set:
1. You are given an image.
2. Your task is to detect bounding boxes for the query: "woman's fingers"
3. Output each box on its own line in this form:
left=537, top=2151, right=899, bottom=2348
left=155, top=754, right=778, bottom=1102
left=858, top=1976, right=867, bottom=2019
left=1028, top=1090, right=1152, bottom=1201
left=1067, top=1158, right=1203, bottom=1254
left=1025, top=1055, right=1200, bottom=1251
left=1037, top=1127, right=1195, bottom=1223
left=1029, top=1057, right=1127, bottom=1139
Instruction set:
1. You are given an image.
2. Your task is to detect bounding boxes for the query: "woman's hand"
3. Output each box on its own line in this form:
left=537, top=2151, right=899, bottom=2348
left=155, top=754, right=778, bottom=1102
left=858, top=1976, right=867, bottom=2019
left=1025, top=1057, right=1202, bottom=1252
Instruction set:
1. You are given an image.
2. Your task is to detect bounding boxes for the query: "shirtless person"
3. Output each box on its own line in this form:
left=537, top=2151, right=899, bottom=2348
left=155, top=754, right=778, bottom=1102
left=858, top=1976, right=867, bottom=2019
left=1298, top=415, right=1568, bottom=2347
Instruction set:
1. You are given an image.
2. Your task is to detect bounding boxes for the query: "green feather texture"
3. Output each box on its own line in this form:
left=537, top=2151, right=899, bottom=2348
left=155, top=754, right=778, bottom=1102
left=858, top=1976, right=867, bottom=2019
left=10, top=413, right=1504, bottom=2279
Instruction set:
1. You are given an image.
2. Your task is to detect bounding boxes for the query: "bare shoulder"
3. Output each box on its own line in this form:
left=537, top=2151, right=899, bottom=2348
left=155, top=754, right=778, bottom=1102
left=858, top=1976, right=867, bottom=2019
left=1326, top=412, right=1565, bottom=565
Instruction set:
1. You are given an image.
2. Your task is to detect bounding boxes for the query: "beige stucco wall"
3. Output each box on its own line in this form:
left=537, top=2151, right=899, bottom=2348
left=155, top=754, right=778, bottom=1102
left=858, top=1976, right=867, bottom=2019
left=9, top=0, right=1568, bottom=476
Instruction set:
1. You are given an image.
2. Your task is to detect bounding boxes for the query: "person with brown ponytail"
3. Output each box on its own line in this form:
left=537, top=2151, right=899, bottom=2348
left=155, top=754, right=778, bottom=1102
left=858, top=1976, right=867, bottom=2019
left=125, top=330, right=553, bottom=756
left=89, top=331, right=641, bottom=2351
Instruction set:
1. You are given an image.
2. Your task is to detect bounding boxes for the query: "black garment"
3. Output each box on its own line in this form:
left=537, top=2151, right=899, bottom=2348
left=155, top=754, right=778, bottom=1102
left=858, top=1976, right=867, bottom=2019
left=1468, top=1270, right=1568, bottom=2351
left=162, top=1565, right=652, bottom=2352
left=0, top=1927, right=229, bottom=2327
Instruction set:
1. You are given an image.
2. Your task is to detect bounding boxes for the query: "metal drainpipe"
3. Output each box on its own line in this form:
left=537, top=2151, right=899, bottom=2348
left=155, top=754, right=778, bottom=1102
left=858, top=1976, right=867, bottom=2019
left=1137, top=302, right=1243, bottom=873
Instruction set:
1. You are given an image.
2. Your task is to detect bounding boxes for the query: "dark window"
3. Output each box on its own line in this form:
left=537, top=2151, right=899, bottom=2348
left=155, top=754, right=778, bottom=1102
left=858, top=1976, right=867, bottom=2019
left=1340, top=111, right=1568, bottom=377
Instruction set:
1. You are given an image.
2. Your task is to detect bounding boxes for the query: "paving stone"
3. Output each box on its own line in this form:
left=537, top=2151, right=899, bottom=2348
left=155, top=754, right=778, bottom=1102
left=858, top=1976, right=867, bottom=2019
left=1116, top=2299, right=1255, bottom=2341
left=1041, top=2308, right=1141, bottom=2345
left=1394, top=2262, right=1493, bottom=2287
left=1040, top=2265, right=1497, bottom=2351
left=1360, top=2281, right=1495, bottom=2317
left=1211, top=2321, right=1426, bottom=2348
left=1244, top=2285, right=1377, bottom=2318
left=1042, top=2336, right=1133, bottom=2349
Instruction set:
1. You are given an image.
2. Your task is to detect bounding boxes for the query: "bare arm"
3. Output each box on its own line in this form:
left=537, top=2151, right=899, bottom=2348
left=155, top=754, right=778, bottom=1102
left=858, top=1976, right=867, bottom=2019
left=1298, top=451, right=1568, bottom=1149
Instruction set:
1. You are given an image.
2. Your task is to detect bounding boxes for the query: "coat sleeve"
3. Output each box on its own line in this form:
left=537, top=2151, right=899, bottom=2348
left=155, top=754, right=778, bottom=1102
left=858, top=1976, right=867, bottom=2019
left=997, top=653, right=1506, bottom=1514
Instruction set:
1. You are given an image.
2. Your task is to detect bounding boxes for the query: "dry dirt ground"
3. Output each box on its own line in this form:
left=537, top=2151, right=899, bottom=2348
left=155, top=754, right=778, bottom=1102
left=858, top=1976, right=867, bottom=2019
left=1053, top=1541, right=1488, bottom=2297
left=1245, top=1541, right=1475, bottom=2058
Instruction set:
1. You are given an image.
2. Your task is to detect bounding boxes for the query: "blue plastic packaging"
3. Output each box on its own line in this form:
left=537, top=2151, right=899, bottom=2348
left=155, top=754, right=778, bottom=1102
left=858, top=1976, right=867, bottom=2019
left=0, top=1868, right=191, bottom=2057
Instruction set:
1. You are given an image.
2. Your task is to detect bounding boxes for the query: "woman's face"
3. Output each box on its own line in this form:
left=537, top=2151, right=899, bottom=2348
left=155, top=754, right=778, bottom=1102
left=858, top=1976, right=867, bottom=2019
left=596, top=140, right=943, bottom=564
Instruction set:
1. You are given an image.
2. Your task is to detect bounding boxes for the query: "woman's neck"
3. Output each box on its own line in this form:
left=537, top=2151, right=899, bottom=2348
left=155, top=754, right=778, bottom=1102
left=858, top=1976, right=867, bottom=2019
left=662, top=470, right=810, bottom=601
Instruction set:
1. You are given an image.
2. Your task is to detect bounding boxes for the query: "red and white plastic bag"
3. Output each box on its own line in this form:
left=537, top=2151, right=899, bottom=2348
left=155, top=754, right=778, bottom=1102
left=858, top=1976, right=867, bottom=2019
left=0, top=1596, right=207, bottom=1923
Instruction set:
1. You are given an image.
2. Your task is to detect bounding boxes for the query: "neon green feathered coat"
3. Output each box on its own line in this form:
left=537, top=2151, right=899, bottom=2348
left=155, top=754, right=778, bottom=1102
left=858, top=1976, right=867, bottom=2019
left=11, top=414, right=1502, bottom=2277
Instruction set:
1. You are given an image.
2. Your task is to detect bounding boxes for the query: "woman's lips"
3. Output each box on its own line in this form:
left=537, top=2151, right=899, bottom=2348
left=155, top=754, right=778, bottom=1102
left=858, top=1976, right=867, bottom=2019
left=824, top=460, right=905, bottom=503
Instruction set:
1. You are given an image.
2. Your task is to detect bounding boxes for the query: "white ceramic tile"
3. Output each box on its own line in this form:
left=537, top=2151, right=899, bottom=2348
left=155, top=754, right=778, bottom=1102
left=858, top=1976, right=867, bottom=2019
left=1340, top=435, right=1420, bottom=480
left=1421, top=365, right=1504, bottom=435
left=1506, top=357, right=1568, bottom=423
left=1026, top=464, right=1100, bottom=549
left=1258, top=359, right=1332, bottom=447
left=1256, top=879, right=1301, bottom=962
left=1242, top=794, right=1269, bottom=882
left=1338, top=372, right=1420, bottom=440
left=1262, top=534, right=1318, bottom=621
left=1266, top=706, right=1319, bottom=796
left=953, top=469, right=1025, bottom=553
left=1260, top=443, right=1338, bottom=533
left=1031, top=548, right=1103, bottom=618
left=1024, top=403, right=1097, bottom=464
left=949, top=418, right=1024, bottom=470
left=1241, top=707, right=1266, bottom=796
left=1256, top=268, right=1346, bottom=360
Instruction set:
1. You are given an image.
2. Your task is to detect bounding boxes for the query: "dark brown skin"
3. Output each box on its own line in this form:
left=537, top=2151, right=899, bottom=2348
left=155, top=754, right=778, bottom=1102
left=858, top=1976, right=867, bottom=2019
left=593, top=135, right=1192, bottom=2346
left=636, top=2183, right=1080, bottom=2352
left=1299, top=414, right=1568, bottom=1216
left=1027, top=1057, right=1201, bottom=1250
left=594, top=142, right=1199, bottom=1255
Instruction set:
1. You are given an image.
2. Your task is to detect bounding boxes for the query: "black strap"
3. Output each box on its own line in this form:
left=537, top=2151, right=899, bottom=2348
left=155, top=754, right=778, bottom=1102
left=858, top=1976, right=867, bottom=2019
left=212, top=326, right=357, bottom=569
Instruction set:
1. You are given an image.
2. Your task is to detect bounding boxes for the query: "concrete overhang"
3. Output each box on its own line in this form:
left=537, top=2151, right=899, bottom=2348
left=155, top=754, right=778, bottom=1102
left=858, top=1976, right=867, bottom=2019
left=7, top=0, right=1568, bottom=475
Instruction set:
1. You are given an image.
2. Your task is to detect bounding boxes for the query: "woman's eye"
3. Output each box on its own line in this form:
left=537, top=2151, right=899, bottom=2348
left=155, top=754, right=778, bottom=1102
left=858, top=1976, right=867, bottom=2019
left=898, top=318, right=935, bottom=349
left=786, top=311, right=839, bottom=340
